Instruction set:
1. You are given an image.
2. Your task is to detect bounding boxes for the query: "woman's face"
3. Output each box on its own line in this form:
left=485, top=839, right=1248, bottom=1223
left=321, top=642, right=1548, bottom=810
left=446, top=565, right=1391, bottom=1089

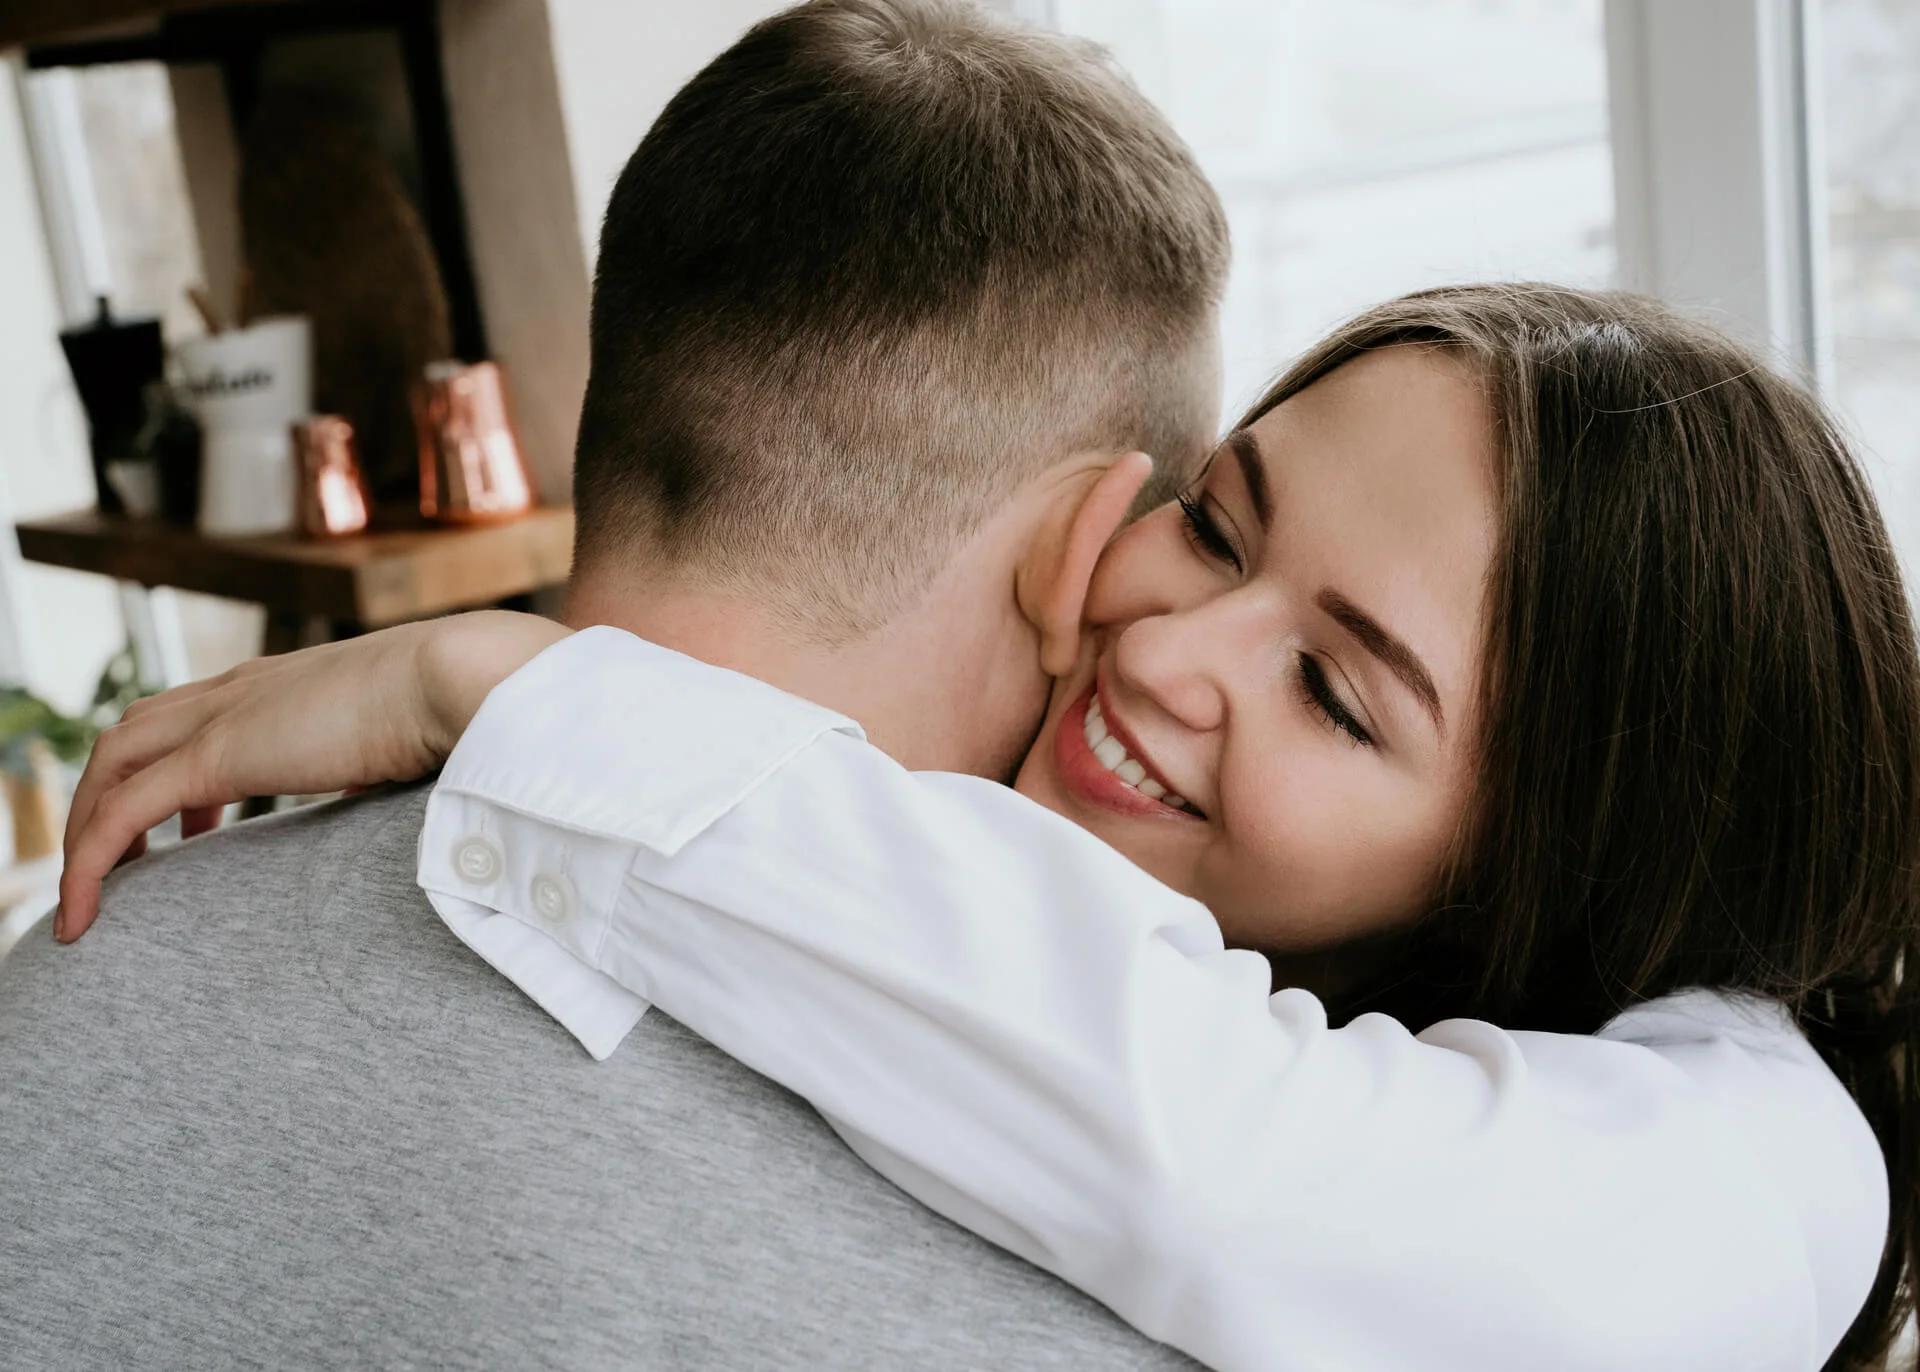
left=1015, top=347, right=1497, bottom=958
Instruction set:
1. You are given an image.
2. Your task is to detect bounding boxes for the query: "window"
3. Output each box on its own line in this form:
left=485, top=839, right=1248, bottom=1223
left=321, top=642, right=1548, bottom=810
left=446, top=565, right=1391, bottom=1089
left=1822, top=0, right=1920, bottom=572
left=1039, top=0, right=1614, bottom=413
left=40, top=62, right=205, bottom=340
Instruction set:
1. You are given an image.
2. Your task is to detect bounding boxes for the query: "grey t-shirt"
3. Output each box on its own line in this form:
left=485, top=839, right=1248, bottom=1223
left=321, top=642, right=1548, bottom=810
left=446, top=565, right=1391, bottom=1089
left=0, top=786, right=1192, bottom=1371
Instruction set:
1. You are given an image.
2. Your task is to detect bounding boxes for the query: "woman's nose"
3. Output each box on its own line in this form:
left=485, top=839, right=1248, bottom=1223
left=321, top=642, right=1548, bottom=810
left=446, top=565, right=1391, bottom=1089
left=1109, top=589, right=1267, bottom=736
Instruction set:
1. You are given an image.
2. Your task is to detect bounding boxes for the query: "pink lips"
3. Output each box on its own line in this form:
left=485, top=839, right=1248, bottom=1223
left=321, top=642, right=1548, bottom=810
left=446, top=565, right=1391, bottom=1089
left=1052, top=685, right=1196, bottom=820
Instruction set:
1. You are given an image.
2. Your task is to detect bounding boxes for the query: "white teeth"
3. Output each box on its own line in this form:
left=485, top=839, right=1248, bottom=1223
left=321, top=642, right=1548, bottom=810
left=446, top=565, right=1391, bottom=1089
left=1083, top=696, right=1185, bottom=809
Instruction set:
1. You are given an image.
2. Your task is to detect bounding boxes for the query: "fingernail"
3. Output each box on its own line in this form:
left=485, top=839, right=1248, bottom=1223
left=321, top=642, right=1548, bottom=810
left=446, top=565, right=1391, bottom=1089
left=53, top=905, right=66, bottom=942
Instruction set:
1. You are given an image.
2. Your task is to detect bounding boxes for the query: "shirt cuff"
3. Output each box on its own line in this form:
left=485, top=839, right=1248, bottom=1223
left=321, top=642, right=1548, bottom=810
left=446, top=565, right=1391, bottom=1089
left=435, top=625, right=864, bottom=856
left=417, top=625, right=861, bottom=1059
left=425, top=887, right=648, bottom=1060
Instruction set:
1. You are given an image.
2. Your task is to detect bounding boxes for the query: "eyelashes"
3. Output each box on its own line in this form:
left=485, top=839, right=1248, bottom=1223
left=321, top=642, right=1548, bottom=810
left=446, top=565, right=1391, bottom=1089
left=1178, top=488, right=1374, bottom=748
left=1178, top=491, right=1242, bottom=571
left=1298, top=653, right=1373, bottom=747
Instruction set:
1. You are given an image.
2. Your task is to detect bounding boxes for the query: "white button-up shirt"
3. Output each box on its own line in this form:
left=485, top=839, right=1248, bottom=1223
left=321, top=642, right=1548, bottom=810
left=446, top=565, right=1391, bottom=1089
left=418, top=627, right=1888, bottom=1372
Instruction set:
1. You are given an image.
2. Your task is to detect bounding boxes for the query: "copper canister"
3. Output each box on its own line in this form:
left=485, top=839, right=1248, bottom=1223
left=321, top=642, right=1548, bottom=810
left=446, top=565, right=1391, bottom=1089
left=292, top=415, right=371, bottom=536
left=412, top=360, right=533, bottom=523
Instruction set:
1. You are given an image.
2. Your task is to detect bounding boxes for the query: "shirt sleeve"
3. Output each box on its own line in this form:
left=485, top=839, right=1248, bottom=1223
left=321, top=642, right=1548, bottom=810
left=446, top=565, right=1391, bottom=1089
left=418, top=627, right=1886, bottom=1372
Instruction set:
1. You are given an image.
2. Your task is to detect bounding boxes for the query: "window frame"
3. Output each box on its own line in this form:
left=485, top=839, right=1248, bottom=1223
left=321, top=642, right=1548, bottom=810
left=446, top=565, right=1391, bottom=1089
left=11, top=59, right=189, bottom=693
left=1604, top=0, right=1831, bottom=387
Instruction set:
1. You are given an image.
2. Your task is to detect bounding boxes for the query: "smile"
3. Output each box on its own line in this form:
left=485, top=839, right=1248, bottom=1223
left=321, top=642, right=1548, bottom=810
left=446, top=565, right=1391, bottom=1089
left=1053, top=684, right=1202, bottom=820
left=1084, top=696, right=1185, bottom=804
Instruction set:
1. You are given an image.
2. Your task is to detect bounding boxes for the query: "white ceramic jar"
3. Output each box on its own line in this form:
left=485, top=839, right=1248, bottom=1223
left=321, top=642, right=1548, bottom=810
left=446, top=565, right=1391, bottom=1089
left=175, top=316, right=313, bottom=537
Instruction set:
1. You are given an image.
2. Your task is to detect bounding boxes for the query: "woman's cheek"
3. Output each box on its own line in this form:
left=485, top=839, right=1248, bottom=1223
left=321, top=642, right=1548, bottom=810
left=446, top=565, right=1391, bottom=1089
left=1212, top=737, right=1420, bottom=949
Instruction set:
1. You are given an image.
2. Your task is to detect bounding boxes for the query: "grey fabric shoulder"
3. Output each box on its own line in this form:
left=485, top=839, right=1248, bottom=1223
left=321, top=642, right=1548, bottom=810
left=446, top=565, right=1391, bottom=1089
left=0, top=786, right=1193, bottom=1372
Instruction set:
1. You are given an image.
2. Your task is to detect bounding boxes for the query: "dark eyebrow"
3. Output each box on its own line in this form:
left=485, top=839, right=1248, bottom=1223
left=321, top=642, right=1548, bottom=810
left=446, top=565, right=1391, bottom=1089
left=1225, top=429, right=1273, bottom=529
left=1315, top=589, right=1445, bottom=735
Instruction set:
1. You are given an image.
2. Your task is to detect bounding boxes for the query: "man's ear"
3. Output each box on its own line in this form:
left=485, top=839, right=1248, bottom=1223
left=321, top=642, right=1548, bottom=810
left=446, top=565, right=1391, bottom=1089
left=1017, top=451, right=1155, bottom=678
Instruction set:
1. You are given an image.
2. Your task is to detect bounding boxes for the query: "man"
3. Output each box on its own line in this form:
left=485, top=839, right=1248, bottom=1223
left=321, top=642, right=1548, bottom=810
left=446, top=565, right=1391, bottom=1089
left=1, top=0, right=1225, bottom=1365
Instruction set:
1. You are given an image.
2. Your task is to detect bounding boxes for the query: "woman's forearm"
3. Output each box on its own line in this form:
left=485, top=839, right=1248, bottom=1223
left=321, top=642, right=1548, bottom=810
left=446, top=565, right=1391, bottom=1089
left=57, top=610, right=570, bottom=941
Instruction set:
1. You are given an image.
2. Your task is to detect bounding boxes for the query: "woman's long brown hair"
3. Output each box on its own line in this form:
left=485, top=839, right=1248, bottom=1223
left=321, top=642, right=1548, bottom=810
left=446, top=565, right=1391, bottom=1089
left=1243, top=284, right=1920, bottom=1371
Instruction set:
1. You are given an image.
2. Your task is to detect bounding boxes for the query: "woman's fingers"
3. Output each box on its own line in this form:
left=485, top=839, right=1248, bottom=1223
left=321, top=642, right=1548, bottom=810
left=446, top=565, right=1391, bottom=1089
left=54, top=615, right=567, bottom=942
left=117, top=677, right=201, bottom=723
left=59, top=680, right=238, bottom=941
left=57, top=742, right=240, bottom=942
left=179, top=805, right=225, bottom=840
left=114, top=669, right=230, bottom=724
left=64, top=689, right=222, bottom=860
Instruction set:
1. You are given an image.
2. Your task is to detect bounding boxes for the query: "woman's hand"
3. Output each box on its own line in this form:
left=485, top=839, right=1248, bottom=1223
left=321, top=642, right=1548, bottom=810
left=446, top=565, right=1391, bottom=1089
left=56, top=610, right=570, bottom=943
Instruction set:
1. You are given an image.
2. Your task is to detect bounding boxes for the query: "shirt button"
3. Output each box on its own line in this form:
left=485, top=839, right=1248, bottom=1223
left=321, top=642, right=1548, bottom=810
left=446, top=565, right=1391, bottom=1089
left=530, top=872, right=575, bottom=926
left=452, top=835, right=504, bottom=886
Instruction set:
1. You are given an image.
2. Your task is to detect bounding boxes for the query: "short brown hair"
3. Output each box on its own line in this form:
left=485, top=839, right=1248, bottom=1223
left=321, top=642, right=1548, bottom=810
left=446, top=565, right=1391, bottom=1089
left=572, top=0, right=1228, bottom=637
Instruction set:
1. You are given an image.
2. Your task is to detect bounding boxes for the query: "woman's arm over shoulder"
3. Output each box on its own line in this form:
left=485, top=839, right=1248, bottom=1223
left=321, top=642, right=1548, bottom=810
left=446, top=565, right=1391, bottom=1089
left=1593, top=988, right=1890, bottom=1359
left=420, top=628, right=1836, bottom=1372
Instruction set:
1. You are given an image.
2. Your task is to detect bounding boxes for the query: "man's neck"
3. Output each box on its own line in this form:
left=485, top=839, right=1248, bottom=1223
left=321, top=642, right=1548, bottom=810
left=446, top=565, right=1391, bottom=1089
left=563, top=569, right=1040, bottom=779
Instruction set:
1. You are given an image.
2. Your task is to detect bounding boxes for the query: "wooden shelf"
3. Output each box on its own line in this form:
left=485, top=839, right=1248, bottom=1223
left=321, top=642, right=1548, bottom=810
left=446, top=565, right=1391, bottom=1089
left=15, top=508, right=574, bottom=629
left=10, top=1, right=313, bottom=57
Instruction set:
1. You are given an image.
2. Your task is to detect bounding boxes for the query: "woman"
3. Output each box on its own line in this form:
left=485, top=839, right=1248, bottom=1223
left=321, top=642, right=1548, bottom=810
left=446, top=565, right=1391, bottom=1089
left=62, top=286, right=1919, bottom=1370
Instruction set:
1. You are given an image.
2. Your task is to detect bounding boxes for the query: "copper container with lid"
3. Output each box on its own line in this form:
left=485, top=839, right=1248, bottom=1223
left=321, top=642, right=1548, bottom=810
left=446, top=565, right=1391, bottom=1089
left=411, top=360, right=533, bottom=523
left=292, top=414, right=371, bottom=537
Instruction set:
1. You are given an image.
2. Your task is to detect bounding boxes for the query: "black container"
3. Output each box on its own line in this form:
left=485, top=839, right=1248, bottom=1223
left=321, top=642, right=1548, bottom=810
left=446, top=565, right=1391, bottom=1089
left=58, top=297, right=164, bottom=517
left=136, top=381, right=203, bottom=526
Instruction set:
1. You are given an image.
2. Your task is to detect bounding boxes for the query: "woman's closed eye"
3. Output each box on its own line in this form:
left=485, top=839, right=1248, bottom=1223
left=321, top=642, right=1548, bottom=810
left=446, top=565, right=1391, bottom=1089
left=1299, top=653, right=1374, bottom=747
left=1179, top=490, right=1244, bottom=573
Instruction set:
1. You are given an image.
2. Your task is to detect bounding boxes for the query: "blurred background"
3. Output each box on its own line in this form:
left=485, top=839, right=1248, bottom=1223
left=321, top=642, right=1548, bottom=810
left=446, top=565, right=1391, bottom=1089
left=0, top=0, right=1913, bottom=933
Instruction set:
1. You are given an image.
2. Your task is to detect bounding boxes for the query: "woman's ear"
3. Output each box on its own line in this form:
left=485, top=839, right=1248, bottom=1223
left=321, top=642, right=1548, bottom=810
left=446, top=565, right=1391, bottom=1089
left=1017, top=452, right=1155, bottom=678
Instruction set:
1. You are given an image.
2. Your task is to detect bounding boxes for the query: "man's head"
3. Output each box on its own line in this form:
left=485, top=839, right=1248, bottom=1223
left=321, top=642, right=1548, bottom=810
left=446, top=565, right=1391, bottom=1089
left=570, top=0, right=1228, bottom=647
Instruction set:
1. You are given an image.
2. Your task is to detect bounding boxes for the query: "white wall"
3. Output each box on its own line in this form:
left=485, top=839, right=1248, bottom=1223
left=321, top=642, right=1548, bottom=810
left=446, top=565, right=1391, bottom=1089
left=544, top=0, right=792, bottom=270
left=0, top=60, right=124, bottom=716
left=440, top=0, right=594, bottom=504
left=435, top=0, right=792, bottom=500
